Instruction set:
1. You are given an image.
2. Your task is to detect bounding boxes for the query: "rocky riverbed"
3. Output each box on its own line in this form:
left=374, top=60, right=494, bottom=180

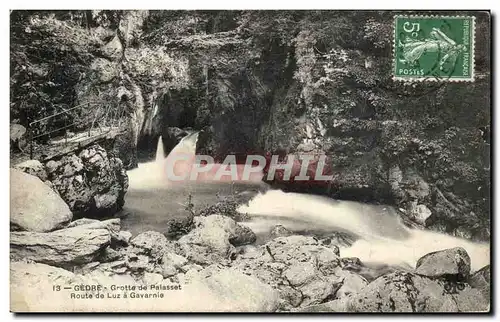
left=10, top=165, right=490, bottom=312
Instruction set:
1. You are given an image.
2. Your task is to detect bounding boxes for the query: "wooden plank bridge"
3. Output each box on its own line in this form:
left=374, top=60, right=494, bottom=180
left=25, top=101, right=127, bottom=162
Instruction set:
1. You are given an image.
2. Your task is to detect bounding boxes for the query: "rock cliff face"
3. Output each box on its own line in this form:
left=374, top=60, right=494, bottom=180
left=188, top=11, right=490, bottom=242
left=10, top=11, right=490, bottom=240
left=14, top=144, right=128, bottom=219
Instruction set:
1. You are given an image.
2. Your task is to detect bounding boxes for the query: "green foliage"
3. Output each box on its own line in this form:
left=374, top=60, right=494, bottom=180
left=163, top=193, right=196, bottom=239
left=10, top=11, right=103, bottom=135
left=197, top=193, right=250, bottom=222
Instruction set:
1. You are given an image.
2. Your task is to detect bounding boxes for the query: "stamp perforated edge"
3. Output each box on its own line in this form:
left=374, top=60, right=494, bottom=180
left=392, top=15, right=476, bottom=83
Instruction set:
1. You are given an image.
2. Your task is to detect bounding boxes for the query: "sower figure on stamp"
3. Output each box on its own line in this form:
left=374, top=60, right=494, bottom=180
left=399, top=27, right=466, bottom=70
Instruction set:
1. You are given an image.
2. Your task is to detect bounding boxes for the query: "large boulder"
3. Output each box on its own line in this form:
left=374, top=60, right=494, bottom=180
left=13, top=160, right=48, bottom=181
left=231, top=235, right=348, bottom=310
left=10, top=261, right=142, bottom=312
left=415, top=247, right=471, bottom=279
left=269, top=224, right=292, bottom=238
left=351, top=271, right=489, bottom=312
left=196, top=269, right=279, bottom=312
left=162, top=252, right=188, bottom=270
left=469, top=265, right=490, bottom=299
left=45, top=145, right=128, bottom=218
left=177, top=215, right=256, bottom=265
left=10, top=169, right=72, bottom=232
left=67, top=218, right=123, bottom=246
left=130, top=231, right=171, bottom=258
left=10, top=262, right=86, bottom=312
left=10, top=262, right=277, bottom=312
left=66, top=218, right=101, bottom=228
left=335, top=270, right=369, bottom=299
left=10, top=227, right=110, bottom=266
left=407, top=202, right=432, bottom=226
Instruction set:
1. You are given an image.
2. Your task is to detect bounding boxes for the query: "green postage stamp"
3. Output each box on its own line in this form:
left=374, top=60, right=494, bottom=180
left=393, top=15, right=475, bottom=81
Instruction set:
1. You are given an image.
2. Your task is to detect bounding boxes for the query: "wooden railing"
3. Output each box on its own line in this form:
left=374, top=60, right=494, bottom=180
left=28, top=101, right=126, bottom=159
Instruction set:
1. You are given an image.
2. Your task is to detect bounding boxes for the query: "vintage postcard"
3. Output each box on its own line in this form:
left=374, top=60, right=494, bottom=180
left=9, top=10, right=491, bottom=313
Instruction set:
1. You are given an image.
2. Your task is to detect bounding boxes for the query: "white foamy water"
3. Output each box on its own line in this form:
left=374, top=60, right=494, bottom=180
left=237, top=190, right=490, bottom=272
left=128, top=132, right=199, bottom=189
left=126, top=131, right=489, bottom=272
left=155, top=135, right=165, bottom=163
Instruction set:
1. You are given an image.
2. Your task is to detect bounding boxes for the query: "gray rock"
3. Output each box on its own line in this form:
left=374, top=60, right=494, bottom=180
left=181, top=263, right=203, bottom=273
left=70, top=218, right=121, bottom=233
left=94, top=194, right=118, bottom=212
left=126, top=254, right=151, bottom=272
left=142, top=272, right=164, bottom=285
left=200, top=269, right=279, bottom=312
left=231, top=235, right=342, bottom=310
left=66, top=218, right=100, bottom=228
left=10, top=227, right=110, bottom=266
left=469, top=265, right=490, bottom=299
left=99, top=259, right=127, bottom=274
left=284, top=261, right=317, bottom=286
left=415, top=247, right=471, bottom=278
left=10, top=262, right=82, bottom=311
left=61, top=155, right=84, bottom=177
left=79, top=261, right=101, bottom=274
left=130, top=231, right=170, bottom=258
left=269, top=224, right=292, bottom=238
left=45, top=160, right=60, bottom=175
left=116, top=230, right=132, bottom=245
left=451, top=284, right=490, bottom=312
left=92, top=25, right=115, bottom=42
left=340, top=257, right=363, bottom=271
left=350, top=271, right=489, bottom=312
left=67, top=218, right=125, bottom=247
left=295, top=297, right=353, bottom=312
left=10, top=123, right=26, bottom=142
left=10, top=261, right=140, bottom=311
left=163, top=212, right=194, bottom=238
left=162, top=252, right=188, bottom=269
left=10, top=169, right=72, bottom=233
left=47, top=145, right=128, bottom=218
left=335, top=270, right=368, bottom=299
left=453, top=226, right=473, bottom=240
left=230, top=223, right=257, bottom=246
left=319, top=232, right=355, bottom=248
left=408, top=202, right=432, bottom=226
left=161, top=264, right=177, bottom=278
left=99, top=247, right=121, bottom=262
left=300, top=277, right=337, bottom=307
left=177, top=215, right=256, bottom=265
left=14, top=160, right=48, bottom=181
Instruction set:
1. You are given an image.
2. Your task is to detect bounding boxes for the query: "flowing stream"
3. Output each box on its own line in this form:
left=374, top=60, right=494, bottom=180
left=121, top=133, right=490, bottom=272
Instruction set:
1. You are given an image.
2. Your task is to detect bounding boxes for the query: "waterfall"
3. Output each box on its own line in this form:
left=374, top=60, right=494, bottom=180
left=128, top=132, right=199, bottom=189
left=155, top=136, right=165, bottom=162
left=125, top=132, right=489, bottom=272
left=237, top=190, right=490, bottom=271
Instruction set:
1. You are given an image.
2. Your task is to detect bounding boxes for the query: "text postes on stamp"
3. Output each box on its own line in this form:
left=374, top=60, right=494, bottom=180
left=394, top=15, right=475, bottom=82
